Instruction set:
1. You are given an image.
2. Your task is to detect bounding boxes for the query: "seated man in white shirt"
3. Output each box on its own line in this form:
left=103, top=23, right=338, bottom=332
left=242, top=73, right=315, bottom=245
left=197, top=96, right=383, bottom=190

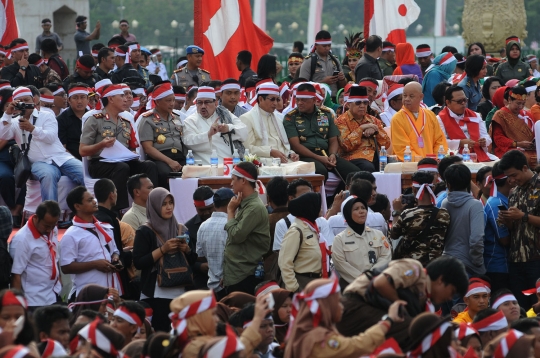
left=240, top=82, right=300, bottom=164
left=183, top=86, right=248, bottom=164
left=0, top=86, right=84, bottom=201
left=379, top=84, right=403, bottom=127
left=10, top=201, right=62, bottom=308
left=437, top=85, right=498, bottom=162
left=273, top=178, right=332, bottom=250
left=60, top=186, right=123, bottom=298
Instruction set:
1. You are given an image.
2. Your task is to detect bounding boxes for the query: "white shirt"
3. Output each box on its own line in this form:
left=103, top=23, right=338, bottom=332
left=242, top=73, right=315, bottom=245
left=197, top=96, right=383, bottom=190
left=0, top=109, right=74, bottom=166
left=147, top=62, right=169, bottom=81
left=273, top=214, right=331, bottom=251
left=10, top=222, right=61, bottom=306
left=196, top=212, right=228, bottom=291
left=60, top=225, right=121, bottom=296
left=327, top=208, right=388, bottom=241
left=183, top=110, right=248, bottom=164
left=380, top=107, right=397, bottom=127
left=437, top=108, right=498, bottom=161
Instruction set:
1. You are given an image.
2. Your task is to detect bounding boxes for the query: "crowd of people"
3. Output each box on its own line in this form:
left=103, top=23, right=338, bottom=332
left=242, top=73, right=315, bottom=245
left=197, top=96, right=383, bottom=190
left=1, top=13, right=540, bottom=358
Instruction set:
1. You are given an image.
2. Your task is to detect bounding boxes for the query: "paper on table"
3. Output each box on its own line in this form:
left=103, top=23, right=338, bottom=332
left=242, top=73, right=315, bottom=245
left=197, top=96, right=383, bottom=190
left=100, top=140, right=139, bottom=162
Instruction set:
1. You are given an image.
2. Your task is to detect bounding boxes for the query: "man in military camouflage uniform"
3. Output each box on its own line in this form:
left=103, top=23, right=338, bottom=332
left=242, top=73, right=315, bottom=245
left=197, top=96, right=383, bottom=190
left=138, top=82, right=185, bottom=190
left=80, top=83, right=158, bottom=210
left=391, top=171, right=450, bottom=267
left=283, top=83, right=359, bottom=181
left=378, top=41, right=396, bottom=77
left=171, top=45, right=211, bottom=89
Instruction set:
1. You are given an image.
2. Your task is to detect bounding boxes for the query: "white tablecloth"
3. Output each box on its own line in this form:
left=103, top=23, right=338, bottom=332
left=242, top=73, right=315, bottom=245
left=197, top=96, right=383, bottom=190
left=373, top=172, right=402, bottom=211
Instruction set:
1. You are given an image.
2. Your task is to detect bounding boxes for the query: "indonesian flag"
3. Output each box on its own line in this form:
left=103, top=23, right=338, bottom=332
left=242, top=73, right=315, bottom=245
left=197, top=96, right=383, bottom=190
left=194, top=0, right=274, bottom=80
left=0, top=0, right=18, bottom=45
left=364, top=0, right=421, bottom=45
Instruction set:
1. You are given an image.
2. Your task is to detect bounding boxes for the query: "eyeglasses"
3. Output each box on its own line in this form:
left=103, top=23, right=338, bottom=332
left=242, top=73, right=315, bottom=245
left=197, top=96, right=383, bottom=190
left=353, top=101, right=369, bottom=106
left=196, top=100, right=215, bottom=106
left=266, top=97, right=280, bottom=102
left=450, top=98, right=468, bottom=105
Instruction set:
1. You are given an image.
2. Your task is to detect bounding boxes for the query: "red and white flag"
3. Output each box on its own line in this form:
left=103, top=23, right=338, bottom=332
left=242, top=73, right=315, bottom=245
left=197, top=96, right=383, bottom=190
left=0, top=0, right=18, bottom=45
left=194, top=0, right=274, bottom=80
left=364, top=0, right=421, bottom=45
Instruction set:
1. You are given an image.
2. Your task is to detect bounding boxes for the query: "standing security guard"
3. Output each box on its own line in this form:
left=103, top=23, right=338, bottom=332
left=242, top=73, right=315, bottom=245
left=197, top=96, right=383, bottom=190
left=283, top=83, right=359, bottom=181
left=171, top=45, right=211, bottom=89
left=138, top=82, right=185, bottom=190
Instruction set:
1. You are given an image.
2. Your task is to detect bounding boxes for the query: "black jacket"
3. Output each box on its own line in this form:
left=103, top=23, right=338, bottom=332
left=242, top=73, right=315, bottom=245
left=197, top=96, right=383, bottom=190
left=95, top=66, right=111, bottom=80
left=111, top=63, right=142, bottom=84
left=1, top=62, right=43, bottom=88
left=133, top=225, right=197, bottom=298
left=56, top=107, right=84, bottom=160
left=354, top=53, right=383, bottom=83
left=62, top=72, right=100, bottom=91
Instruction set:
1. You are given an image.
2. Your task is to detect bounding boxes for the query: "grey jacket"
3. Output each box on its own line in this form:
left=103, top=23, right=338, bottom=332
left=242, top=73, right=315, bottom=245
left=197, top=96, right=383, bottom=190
left=441, top=191, right=486, bottom=275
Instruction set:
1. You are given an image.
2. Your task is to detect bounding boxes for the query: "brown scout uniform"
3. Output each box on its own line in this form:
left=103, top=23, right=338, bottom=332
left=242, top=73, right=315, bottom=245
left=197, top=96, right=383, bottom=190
left=309, top=324, right=386, bottom=358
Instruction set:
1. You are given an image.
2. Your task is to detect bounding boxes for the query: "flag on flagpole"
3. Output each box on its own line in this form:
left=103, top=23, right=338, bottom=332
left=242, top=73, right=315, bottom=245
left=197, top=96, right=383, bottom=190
left=194, top=0, right=274, bottom=80
left=307, top=0, right=324, bottom=49
left=253, top=0, right=267, bottom=32
left=364, top=0, right=421, bottom=45
left=0, top=0, right=19, bottom=45
left=434, top=0, right=446, bottom=37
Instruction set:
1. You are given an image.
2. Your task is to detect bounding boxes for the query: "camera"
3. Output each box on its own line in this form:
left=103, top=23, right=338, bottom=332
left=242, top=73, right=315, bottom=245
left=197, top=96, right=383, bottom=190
left=15, top=102, right=35, bottom=111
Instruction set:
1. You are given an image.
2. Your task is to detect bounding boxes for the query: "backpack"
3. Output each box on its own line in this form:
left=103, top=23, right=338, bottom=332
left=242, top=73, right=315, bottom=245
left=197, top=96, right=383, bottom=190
left=264, top=219, right=304, bottom=284
left=0, top=241, right=13, bottom=287
left=309, top=52, right=341, bottom=81
left=49, top=54, right=69, bottom=80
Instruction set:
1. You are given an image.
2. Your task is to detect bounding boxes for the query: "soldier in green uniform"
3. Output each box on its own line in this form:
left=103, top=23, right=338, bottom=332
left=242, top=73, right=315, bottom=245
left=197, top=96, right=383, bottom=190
left=378, top=41, right=396, bottom=76
left=79, top=83, right=158, bottom=210
left=138, top=82, right=185, bottom=190
left=283, top=83, right=359, bottom=181
left=494, top=39, right=531, bottom=84
left=170, top=45, right=211, bottom=89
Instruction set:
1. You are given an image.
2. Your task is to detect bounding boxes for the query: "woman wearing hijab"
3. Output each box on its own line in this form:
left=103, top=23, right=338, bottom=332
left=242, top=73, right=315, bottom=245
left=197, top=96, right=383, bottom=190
left=393, top=43, right=424, bottom=84
left=278, top=192, right=330, bottom=293
left=485, top=86, right=508, bottom=131
left=132, top=187, right=196, bottom=332
left=407, top=313, right=456, bottom=357
left=422, top=52, right=457, bottom=106
left=332, top=197, right=392, bottom=287
left=494, top=39, right=530, bottom=84
left=284, top=277, right=405, bottom=358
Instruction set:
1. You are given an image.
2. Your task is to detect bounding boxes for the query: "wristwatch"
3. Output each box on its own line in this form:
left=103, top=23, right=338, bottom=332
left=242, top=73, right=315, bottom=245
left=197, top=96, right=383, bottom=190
left=522, top=212, right=529, bottom=223
left=392, top=210, right=401, bottom=217
left=381, top=314, right=394, bottom=325
left=20, top=66, right=27, bottom=71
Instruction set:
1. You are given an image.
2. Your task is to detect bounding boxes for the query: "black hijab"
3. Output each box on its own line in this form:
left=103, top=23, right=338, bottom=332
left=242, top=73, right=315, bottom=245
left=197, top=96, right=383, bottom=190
left=288, top=192, right=321, bottom=224
left=343, top=197, right=368, bottom=236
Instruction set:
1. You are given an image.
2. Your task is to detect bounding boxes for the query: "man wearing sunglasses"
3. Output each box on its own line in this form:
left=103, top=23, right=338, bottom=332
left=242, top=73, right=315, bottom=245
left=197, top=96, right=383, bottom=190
left=240, top=82, right=299, bottom=164
left=74, top=15, right=101, bottom=57
left=437, top=85, right=498, bottom=162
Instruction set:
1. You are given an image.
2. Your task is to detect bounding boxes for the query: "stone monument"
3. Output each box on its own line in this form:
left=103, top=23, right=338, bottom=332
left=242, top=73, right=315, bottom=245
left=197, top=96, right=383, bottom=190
left=462, top=0, right=527, bottom=53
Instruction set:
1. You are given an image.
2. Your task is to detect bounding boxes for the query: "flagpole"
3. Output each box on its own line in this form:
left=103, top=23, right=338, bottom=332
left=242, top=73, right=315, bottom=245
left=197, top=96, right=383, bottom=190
left=253, top=0, right=266, bottom=31
left=307, top=0, right=323, bottom=50
left=434, top=0, right=446, bottom=37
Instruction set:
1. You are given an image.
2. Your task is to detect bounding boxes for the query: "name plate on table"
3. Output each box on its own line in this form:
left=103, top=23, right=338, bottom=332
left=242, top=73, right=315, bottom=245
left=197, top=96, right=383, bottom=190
left=182, top=165, right=224, bottom=178
left=259, top=161, right=316, bottom=176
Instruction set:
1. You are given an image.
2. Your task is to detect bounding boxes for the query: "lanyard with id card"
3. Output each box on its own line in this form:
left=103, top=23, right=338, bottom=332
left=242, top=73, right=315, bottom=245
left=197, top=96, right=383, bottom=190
left=404, top=110, right=426, bottom=148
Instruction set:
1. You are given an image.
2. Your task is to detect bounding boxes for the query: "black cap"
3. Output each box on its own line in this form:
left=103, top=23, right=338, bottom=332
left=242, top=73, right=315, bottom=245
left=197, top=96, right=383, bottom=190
left=349, top=86, right=368, bottom=98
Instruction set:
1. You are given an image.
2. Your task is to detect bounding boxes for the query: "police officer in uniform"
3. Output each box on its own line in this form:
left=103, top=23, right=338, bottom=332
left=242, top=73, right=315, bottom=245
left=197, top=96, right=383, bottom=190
left=171, top=45, right=211, bottom=89
left=283, top=83, right=359, bottom=181
left=378, top=41, right=397, bottom=76
left=138, top=82, right=185, bottom=190
left=62, top=54, right=100, bottom=90
left=111, top=45, right=142, bottom=85
left=80, top=83, right=158, bottom=210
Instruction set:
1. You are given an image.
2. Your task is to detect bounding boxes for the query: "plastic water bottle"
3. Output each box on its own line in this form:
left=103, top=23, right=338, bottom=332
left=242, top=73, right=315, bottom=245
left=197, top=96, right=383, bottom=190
left=255, top=261, right=265, bottom=279
left=403, top=146, right=412, bottom=162
left=233, top=149, right=240, bottom=166
left=379, top=146, right=387, bottom=173
left=438, top=145, right=445, bottom=161
left=210, top=149, right=218, bottom=175
left=244, top=148, right=250, bottom=160
left=462, top=144, right=471, bottom=162
left=186, top=150, right=195, bottom=165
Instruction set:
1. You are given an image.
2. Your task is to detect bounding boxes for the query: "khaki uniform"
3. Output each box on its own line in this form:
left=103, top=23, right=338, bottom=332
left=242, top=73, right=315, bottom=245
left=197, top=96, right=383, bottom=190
left=298, top=53, right=340, bottom=94
left=332, top=226, right=392, bottom=285
left=80, top=110, right=135, bottom=158
left=378, top=58, right=396, bottom=76
left=170, top=66, right=211, bottom=89
left=278, top=218, right=322, bottom=292
left=310, top=324, right=386, bottom=358
left=182, top=326, right=261, bottom=358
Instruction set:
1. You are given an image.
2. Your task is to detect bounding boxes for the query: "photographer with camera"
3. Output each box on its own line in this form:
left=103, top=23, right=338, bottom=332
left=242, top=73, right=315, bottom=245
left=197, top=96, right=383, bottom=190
left=0, top=86, right=84, bottom=201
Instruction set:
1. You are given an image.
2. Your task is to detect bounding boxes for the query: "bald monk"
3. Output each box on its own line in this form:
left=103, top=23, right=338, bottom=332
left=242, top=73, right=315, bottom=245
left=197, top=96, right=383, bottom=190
left=390, top=82, right=448, bottom=161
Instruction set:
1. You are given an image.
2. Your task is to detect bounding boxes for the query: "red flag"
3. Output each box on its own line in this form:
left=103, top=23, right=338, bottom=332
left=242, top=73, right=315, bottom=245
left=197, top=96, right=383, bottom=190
left=194, top=0, right=274, bottom=80
left=364, top=0, right=420, bottom=44
left=0, top=0, right=18, bottom=45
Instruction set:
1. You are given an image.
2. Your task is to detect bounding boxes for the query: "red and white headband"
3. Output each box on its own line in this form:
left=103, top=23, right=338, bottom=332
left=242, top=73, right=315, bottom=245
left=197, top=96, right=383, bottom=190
left=382, top=46, right=395, bottom=52
left=0, top=48, right=7, bottom=56
left=77, top=319, right=118, bottom=357
left=114, top=306, right=143, bottom=326
left=68, top=86, right=89, bottom=98
left=204, top=324, right=245, bottom=358
left=417, top=163, right=438, bottom=172
left=42, top=339, right=68, bottom=358
left=169, top=293, right=216, bottom=340
left=175, top=94, right=186, bottom=101
left=493, top=294, right=517, bottom=309
left=194, top=197, right=214, bottom=208
left=153, top=51, right=162, bottom=56
left=465, top=282, right=490, bottom=297
left=528, top=56, right=538, bottom=63
left=408, top=322, right=451, bottom=357
left=454, top=323, right=479, bottom=341
left=387, top=86, right=404, bottom=101
left=485, top=174, right=507, bottom=197
left=416, top=49, right=432, bottom=57
left=1, top=345, right=31, bottom=358
left=347, top=94, right=369, bottom=103
left=471, top=310, right=508, bottom=332
left=76, top=59, right=95, bottom=72
left=131, top=99, right=140, bottom=108
left=114, top=48, right=127, bottom=57
left=314, top=38, right=332, bottom=45
left=2, top=291, right=28, bottom=309
left=295, top=90, right=316, bottom=99
left=91, top=50, right=99, bottom=57
left=34, top=58, right=45, bottom=67
left=358, top=80, right=378, bottom=90
left=10, top=43, right=29, bottom=53
left=221, top=83, right=241, bottom=92
left=12, top=87, right=33, bottom=101
left=132, top=88, right=145, bottom=96
left=153, top=83, right=174, bottom=101
left=128, top=43, right=140, bottom=51
left=494, top=329, right=524, bottom=358
left=41, top=94, right=54, bottom=104
left=196, top=86, right=216, bottom=100
left=279, top=82, right=290, bottom=97
left=232, top=167, right=256, bottom=182
left=522, top=280, right=540, bottom=296
left=255, top=282, right=281, bottom=297
left=177, top=59, right=188, bottom=69
left=52, top=88, right=64, bottom=96
left=440, top=52, right=457, bottom=66
left=95, top=79, right=112, bottom=92
left=257, top=83, right=280, bottom=96
left=102, top=84, right=125, bottom=98
left=412, top=181, right=436, bottom=205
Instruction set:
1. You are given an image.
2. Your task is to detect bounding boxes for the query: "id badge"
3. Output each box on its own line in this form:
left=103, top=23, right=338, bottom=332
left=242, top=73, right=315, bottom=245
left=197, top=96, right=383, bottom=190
left=418, top=136, right=424, bottom=148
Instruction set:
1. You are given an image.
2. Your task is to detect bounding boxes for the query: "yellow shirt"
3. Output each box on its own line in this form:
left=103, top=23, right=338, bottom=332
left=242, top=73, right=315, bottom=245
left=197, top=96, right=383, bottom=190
left=390, top=107, right=448, bottom=161
left=527, top=307, right=537, bottom=318
left=453, top=310, right=473, bottom=324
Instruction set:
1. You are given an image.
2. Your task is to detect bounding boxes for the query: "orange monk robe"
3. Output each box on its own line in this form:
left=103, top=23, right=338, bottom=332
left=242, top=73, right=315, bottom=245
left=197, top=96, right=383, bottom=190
left=390, top=107, right=448, bottom=161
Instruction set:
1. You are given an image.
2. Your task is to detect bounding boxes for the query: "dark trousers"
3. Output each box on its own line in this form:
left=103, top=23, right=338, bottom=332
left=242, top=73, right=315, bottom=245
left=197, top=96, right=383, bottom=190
left=299, top=156, right=360, bottom=181
left=150, top=150, right=186, bottom=190
left=89, top=159, right=158, bottom=210
left=350, top=158, right=376, bottom=172
left=486, top=272, right=510, bottom=298
left=0, top=160, right=25, bottom=208
left=142, top=297, right=173, bottom=332
left=225, top=275, right=262, bottom=295
left=509, top=261, right=540, bottom=310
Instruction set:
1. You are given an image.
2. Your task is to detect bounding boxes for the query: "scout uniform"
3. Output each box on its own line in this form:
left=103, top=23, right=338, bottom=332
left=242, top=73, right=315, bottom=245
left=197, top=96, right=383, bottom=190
left=138, top=109, right=185, bottom=187
left=170, top=45, right=211, bottom=89
left=332, top=226, right=392, bottom=285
